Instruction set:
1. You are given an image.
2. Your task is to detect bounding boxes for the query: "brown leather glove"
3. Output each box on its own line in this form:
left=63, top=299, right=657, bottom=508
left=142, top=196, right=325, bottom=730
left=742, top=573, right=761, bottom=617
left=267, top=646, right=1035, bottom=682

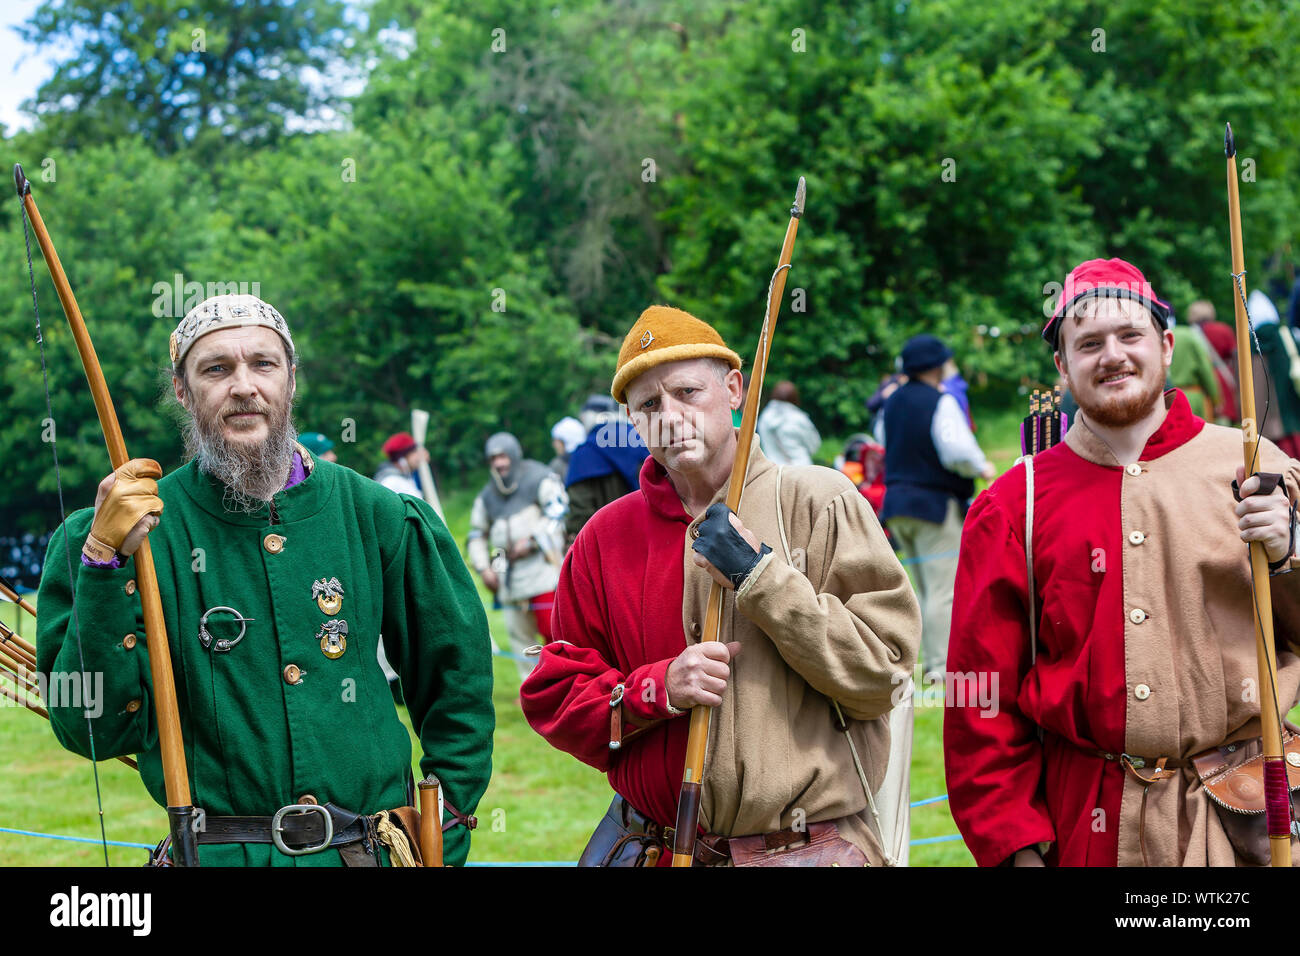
left=83, top=459, right=164, bottom=563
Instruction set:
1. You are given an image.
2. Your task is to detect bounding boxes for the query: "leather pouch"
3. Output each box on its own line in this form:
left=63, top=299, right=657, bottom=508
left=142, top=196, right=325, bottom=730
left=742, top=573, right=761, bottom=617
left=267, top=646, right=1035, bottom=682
left=728, top=820, right=868, bottom=867
left=1192, top=731, right=1300, bottom=866
left=383, top=806, right=425, bottom=867
left=578, top=796, right=664, bottom=867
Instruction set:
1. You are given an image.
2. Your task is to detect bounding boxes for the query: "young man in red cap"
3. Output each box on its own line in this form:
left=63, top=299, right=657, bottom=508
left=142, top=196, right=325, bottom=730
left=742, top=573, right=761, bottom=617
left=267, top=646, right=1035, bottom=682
left=374, top=432, right=428, bottom=497
left=945, top=258, right=1300, bottom=866
left=522, top=305, right=920, bottom=866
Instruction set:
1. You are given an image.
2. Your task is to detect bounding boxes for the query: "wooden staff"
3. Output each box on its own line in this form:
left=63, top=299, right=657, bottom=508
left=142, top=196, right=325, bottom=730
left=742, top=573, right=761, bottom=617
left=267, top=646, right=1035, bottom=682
left=417, top=774, right=444, bottom=867
left=1225, top=124, right=1292, bottom=867
left=410, top=409, right=445, bottom=519
left=15, top=164, right=197, bottom=864
left=671, top=177, right=806, bottom=867
left=0, top=579, right=38, bottom=620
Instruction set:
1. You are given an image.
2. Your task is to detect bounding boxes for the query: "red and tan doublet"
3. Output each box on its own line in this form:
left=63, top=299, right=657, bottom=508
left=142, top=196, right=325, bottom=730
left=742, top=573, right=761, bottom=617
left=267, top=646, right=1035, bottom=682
left=945, top=389, right=1300, bottom=866
left=522, top=447, right=921, bottom=862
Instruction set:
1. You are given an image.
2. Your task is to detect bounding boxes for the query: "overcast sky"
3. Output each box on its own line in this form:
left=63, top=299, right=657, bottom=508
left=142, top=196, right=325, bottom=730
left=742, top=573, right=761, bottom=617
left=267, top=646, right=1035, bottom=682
left=0, top=0, right=57, bottom=134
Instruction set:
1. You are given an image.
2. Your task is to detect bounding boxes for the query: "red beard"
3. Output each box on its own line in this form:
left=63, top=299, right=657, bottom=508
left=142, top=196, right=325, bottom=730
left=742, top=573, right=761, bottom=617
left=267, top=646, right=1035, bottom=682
left=1073, top=368, right=1167, bottom=428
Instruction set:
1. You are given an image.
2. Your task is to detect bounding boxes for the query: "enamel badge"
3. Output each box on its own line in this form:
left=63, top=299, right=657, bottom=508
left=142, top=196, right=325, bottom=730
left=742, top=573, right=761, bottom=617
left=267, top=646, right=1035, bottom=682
left=312, top=577, right=344, bottom=615
left=318, top=619, right=348, bottom=659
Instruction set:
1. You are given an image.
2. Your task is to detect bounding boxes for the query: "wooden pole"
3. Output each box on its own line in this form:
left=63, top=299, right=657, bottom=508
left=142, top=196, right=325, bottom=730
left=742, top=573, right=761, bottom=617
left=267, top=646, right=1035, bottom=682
left=417, top=774, right=444, bottom=867
left=411, top=409, right=445, bottom=519
left=671, top=177, right=806, bottom=866
left=15, top=163, right=197, bottom=864
left=1224, top=124, right=1292, bottom=867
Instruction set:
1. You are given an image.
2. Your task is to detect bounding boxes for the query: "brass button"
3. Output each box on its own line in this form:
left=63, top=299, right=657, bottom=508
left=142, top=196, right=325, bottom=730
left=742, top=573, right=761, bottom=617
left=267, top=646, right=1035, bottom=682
left=1125, top=463, right=1142, bottom=477
left=1128, top=531, right=1145, bottom=546
left=1134, top=683, right=1151, bottom=701
left=298, top=793, right=319, bottom=805
left=283, top=664, right=303, bottom=685
left=124, top=579, right=137, bottom=596
left=122, top=634, right=137, bottom=650
left=263, top=533, right=285, bottom=554
left=1130, top=608, right=1147, bottom=624
left=125, top=699, right=142, bottom=713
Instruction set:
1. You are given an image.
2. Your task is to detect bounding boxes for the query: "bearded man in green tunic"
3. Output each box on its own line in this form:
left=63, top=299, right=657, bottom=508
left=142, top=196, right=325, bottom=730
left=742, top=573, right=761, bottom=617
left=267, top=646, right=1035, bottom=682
left=36, top=294, right=494, bottom=866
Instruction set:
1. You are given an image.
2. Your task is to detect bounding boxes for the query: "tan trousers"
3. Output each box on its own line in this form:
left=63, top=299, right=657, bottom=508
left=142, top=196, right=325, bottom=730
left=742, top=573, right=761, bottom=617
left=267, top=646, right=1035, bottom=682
left=887, top=497, right=964, bottom=679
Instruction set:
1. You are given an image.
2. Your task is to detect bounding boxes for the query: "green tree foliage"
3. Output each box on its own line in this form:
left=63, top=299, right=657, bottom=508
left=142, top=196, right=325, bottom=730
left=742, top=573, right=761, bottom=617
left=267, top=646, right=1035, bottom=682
left=3, top=0, right=1299, bottom=531
left=658, top=0, right=1300, bottom=426
left=17, top=0, right=355, bottom=154
left=0, top=141, right=216, bottom=530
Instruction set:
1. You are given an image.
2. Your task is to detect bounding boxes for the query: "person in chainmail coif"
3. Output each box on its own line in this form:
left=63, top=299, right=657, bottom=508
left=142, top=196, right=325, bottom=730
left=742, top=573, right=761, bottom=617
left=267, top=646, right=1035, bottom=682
left=468, top=433, right=569, bottom=685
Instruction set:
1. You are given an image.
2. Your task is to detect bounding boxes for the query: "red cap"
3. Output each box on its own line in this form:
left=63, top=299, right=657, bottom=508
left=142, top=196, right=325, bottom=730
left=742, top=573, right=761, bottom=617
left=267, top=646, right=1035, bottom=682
left=382, top=432, right=417, bottom=460
left=1045, top=258, right=1172, bottom=348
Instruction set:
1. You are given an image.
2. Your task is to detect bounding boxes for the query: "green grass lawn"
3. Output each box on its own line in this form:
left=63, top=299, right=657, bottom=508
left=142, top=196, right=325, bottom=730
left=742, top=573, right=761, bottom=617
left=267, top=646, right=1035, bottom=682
left=1, top=407, right=1294, bottom=867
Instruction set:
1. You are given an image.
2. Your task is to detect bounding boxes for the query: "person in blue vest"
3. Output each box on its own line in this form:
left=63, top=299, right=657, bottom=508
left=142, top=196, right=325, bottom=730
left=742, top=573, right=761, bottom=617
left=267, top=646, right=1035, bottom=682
left=563, top=399, right=649, bottom=548
left=876, top=334, right=994, bottom=683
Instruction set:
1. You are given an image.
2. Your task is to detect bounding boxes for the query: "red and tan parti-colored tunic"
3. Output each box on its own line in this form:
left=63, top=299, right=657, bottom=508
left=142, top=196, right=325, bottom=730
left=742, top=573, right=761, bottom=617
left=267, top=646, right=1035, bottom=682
left=945, top=389, right=1300, bottom=866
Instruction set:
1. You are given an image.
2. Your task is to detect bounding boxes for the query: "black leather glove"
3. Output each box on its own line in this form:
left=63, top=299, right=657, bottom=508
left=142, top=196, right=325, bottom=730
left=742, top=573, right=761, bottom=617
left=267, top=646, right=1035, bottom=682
left=691, top=503, right=771, bottom=588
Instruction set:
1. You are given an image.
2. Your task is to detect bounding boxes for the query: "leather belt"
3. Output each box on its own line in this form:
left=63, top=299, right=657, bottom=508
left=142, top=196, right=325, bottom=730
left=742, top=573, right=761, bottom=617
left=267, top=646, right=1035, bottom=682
left=197, top=802, right=373, bottom=857
left=1091, top=749, right=1190, bottom=771
left=618, top=795, right=810, bottom=867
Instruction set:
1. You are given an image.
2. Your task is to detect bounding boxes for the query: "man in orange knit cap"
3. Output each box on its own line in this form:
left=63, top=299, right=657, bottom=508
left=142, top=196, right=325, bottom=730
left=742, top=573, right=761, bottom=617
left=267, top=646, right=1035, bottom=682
left=521, top=305, right=920, bottom=866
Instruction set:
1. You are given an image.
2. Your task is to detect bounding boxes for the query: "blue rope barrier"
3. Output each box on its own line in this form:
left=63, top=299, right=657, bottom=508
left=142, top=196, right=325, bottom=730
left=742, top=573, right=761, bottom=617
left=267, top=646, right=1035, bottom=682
left=466, top=860, right=573, bottom=867
left=0, top=825, right=152, bottom=850
left=491, top=646, right=533, bottom=666
left=910, top=834, right=963, bottom=846
left=910, top=794, right=949, bottom=808
left=0, top=824, right=965, bottom=860
left=897, top=549, right=959, bottom=566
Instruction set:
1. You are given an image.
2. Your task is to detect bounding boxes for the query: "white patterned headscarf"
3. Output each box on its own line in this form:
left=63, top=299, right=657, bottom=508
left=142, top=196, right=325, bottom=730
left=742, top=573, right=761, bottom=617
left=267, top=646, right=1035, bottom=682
left=170, top=294, right=296, bottom=371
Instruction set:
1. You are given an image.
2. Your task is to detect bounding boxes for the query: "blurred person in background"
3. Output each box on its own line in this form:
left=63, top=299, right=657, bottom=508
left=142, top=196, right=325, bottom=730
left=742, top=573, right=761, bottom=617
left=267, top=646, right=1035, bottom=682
left=549, top=416, right=586, bottom=478
left=468, top=432, right=568, bottom=683
left=877, top=334, right=994, bottom=684
left=756, top=380, right=821, bottom=465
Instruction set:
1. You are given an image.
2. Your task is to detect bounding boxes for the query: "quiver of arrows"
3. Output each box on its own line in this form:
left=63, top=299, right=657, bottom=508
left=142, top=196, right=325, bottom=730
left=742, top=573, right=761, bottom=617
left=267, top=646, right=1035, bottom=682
left=1020, top=385, right=1068, bottom=457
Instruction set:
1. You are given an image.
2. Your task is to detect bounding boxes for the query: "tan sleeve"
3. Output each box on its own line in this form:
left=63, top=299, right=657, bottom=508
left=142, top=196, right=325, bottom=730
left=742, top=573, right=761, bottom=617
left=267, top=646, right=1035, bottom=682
left=735, top=488, right=921, bottom=720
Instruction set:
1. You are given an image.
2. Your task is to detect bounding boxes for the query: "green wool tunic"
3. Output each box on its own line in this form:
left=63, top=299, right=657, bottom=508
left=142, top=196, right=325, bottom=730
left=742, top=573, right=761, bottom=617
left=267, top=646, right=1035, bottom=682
left=36, top=452, right=494, bottom=866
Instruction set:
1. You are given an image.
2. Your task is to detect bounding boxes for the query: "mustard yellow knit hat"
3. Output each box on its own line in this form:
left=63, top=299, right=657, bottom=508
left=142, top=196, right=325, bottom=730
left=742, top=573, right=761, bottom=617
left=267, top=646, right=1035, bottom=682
left=611, top=305, right=742, bottom=404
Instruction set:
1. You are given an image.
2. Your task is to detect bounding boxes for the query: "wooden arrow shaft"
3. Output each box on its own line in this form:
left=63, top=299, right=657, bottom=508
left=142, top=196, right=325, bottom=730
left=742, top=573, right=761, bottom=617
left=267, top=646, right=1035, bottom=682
left=0, top=580, right=38, bottom=619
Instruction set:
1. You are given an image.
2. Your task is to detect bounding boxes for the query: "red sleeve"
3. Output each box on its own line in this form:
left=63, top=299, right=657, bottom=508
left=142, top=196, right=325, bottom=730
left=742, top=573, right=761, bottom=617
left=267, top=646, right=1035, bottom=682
left=520, top=533, right=679, bottom=771
left=944, top=478, right=1056, bottom=866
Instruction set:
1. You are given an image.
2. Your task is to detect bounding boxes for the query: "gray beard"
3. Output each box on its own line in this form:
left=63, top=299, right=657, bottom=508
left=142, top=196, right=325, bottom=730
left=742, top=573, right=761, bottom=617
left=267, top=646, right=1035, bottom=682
left=182, top=398, right=298, bottom=514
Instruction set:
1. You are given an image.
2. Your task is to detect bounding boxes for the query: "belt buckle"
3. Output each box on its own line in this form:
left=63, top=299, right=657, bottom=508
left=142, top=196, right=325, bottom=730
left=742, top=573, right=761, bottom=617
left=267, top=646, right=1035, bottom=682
left=271, top=803, right=333, bottom=856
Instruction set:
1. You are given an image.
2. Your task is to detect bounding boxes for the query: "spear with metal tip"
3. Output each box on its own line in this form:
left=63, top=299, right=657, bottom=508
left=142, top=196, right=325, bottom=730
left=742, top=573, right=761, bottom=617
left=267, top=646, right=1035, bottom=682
left=671, top=176, right=806, bottom=866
